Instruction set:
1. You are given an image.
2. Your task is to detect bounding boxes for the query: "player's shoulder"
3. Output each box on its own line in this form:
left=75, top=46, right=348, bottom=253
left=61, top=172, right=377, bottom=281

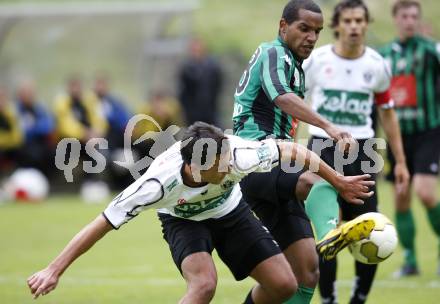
left=227, top=135, right=278, bottom=173
left=226, top=134, right=258, bottom=149
left=304, top=44, right=332, bottom=69
left=227, top=135, right=276, bottom=160
left=148, top=142, right=182, bottom=178
left=417, top=35, right=440, bottom=55
left=378, top=40, right=396, bottom=53
left=312, top=44, right=333, bottom=57
left=259, top=39, right=292, bottom=59
left=364, top=46, right=386, bottom=63
left=307, top=44, right=333, bottom=63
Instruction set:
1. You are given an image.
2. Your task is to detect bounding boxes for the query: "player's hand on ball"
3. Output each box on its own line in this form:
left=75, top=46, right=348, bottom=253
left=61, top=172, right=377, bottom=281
left=336, top=174, right=375, bottom=205
left=27, top=267, right=60, bottom=299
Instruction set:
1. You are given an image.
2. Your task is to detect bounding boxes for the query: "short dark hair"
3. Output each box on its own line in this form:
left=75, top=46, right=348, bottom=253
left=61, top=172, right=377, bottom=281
left=392, top=0, right=421, bottom=16
left=180, top=121, right=228, bottom=166
left=331, top=0, right=371, bottom=38
left=282, top=0, right=322, bottom=24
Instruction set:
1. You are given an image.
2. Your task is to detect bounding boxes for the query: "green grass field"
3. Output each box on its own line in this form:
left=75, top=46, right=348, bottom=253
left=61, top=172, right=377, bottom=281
left=1, top=181, right=439, bottom=303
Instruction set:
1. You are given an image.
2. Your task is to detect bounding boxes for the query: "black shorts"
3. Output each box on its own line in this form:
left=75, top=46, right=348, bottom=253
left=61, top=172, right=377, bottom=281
left=239, top=163, right=314, bottom=250
left=158, top=201, right=281, bottom=281
left=387, top=127, right=440, bottom=181
left=308, top=136, right=378, bottom=221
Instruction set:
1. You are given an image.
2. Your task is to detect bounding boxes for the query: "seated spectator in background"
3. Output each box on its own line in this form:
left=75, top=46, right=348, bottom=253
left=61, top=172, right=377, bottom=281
left=15, top=79, right=55, bottom=177
left=132, top=90, right=183, bottom=175
left=178, top=38, right=223, bottom=126
left=0, top=85, right=22, bottom=173
left=55, top=76, right=107, bottom=143
left=93, top=74, right=132, bottom=190
left=93, top=74, right=131, bottom=149
left=135, top=90, right=183, bottom=136
left=54, top=76, right=108, bottom=192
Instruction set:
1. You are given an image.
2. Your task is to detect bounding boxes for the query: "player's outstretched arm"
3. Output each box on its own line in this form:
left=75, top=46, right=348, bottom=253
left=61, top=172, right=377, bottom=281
left=275, top=93, right=355, bottom=148
left=27, top=214, right=113, bottom=299
left=378, top=108, right=410, bottom=194
left=278, top=141, right=374, bottom=204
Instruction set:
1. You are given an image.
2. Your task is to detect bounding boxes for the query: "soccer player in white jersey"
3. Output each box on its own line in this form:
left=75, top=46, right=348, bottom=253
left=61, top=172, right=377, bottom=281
left=27, top=122, right=373, bottom=304
left=302, top=1, right=410, bottom=303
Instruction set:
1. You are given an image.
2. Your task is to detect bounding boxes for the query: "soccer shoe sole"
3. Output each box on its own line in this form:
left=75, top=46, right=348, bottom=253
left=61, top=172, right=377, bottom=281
left=317, top=219, right=375, bottom=260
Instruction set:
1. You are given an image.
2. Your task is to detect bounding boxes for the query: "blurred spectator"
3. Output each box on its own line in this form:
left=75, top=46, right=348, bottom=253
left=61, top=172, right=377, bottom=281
left=54, top=76, right=108, bottom=189
left=178, top=38, right=222, bottom=125
left=15, top=79, right=55, bottom=177
left=54, top=76, right=107, bottom=143
left=93, top=74, right=132, bottom=190
left=132, top=90, right=183, bottom=177
left=93, top=74, right=131, bottom=149
left=0, top=85, right=22, bottom=173
left=135, top=90, right=183, bottom=136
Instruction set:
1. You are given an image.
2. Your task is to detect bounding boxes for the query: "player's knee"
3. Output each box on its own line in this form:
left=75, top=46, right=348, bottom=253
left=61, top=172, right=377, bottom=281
left=414, top=187, right=436, bottom=207
left=395, top=192, right=411, bottom=211
left=301, top=254, right=320, bottom=287
left=306, top=261, right=320, bottom=287
left=271, top=275, right=298, bottom=301
left=193, top=277, right=217, bottom=301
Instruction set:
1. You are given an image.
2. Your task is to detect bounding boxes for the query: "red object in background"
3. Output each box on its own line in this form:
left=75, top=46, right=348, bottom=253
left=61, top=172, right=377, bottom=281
left=390, top=74, right=418, bottom=107
left=15, top=188, right=30, bottom=201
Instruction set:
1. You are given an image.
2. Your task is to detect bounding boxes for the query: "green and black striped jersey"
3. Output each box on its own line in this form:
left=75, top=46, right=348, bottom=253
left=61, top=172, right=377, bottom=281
left=379, top=35, right=440, bottom=135
left=233, top=36, right=305, bottom=140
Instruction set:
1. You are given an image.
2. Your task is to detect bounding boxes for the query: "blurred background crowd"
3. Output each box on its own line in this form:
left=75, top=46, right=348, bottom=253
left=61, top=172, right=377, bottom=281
left=0, top=36, right=223, bottom=199
left=0, top=0, right=437, bottom=202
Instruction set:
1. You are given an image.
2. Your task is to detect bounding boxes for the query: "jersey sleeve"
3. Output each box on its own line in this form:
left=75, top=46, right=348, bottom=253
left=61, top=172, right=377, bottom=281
left=260, top=47, right=294, bottom=101
left=231, top=138, right=280, bottom=175
left=103, top=172, right=166, bottom=229
left=373, top=57, right=394, bottom=109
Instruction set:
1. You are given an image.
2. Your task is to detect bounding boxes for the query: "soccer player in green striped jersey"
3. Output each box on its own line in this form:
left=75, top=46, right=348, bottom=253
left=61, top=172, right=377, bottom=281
left=234, top=1, right=377, bottom=304
left=379, top=0, right=440, bottom=277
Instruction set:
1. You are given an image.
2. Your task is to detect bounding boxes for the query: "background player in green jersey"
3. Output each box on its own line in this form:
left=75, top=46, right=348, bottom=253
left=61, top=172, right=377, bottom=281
left=234, top=1, right=374, bottom=304
left=379, top=0, right=440, bottom=277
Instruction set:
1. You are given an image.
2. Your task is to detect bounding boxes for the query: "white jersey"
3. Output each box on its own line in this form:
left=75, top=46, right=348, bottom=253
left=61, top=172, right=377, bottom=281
left=103, top=135, right=279, bottom=229
left=303, top=45, right=394, bottom=139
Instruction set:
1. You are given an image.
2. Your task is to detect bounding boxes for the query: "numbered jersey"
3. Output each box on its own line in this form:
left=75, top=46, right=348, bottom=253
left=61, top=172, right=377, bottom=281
left=103, top=135, right=280, bottom=228
left=233, top=36, right=305, bottom=140
left=303, top=45, right=393, bottom=139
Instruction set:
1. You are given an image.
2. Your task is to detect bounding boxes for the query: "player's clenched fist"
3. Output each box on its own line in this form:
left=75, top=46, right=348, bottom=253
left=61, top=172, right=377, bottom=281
left=27, top=267, right=60, bottom=299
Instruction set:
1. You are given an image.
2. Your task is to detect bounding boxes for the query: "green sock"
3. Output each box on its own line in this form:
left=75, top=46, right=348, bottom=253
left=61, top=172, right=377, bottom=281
left=284, top=284, right=315, bottom=304
left=427, top=203, right=440, bottom=237
left=427, top=203, right=440, bottom=257
left=305, top=181, right=339, bottom=241
left=396, top=210, right=417, bottom=267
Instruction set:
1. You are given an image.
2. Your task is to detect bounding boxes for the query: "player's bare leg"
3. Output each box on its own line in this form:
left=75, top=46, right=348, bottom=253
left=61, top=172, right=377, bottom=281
left=413, top=174, right=437, bottom=208
left=180, top=252, right=217, bottom=304
left=275, top=172, right=320, bottom=304
left=247, top=253, right=297, bottom=304
left=283, top=238, right=320, bottom=290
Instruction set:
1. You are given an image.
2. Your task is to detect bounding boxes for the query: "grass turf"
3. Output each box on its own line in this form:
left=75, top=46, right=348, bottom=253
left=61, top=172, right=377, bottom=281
left=0, top=181, right=439, bottom=303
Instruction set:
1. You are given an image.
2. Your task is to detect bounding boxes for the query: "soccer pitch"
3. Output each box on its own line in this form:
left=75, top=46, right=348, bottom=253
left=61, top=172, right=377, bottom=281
left=1, top=181, right=439, bottom=303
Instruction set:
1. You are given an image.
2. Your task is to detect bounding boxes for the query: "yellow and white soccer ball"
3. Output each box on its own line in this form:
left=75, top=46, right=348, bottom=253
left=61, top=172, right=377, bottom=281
left=348, top=212, right=398, bottom=264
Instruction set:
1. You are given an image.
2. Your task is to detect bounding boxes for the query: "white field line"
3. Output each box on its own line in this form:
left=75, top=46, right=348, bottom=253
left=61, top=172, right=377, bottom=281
left=3, top=274, right=440, bottom=289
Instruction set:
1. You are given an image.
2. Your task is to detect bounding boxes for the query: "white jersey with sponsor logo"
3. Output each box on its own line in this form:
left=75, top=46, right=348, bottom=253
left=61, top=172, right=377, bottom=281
left=103, top=135, right=279, bottom=229
left=303, top=44, right=393, bottom=139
